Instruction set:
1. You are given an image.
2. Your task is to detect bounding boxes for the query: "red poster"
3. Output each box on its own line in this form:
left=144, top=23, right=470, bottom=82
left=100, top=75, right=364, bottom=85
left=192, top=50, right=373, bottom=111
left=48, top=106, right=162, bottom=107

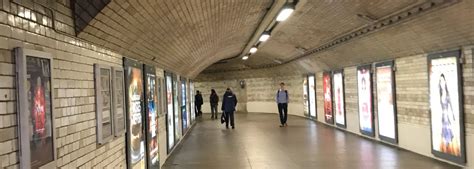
left=323, top=72, right=333, bottom=124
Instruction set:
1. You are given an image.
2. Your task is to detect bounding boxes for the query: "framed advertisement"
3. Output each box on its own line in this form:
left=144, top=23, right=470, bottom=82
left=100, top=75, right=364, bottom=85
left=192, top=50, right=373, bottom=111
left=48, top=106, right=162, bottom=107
left=144, top=65, right=159, bottom=168
left=357, top=64, right=375, bottom=137
left=307, top=75, right=317, bottom=119
left=190, top=80, right=196, bottom=123
left=375, top=61, right=398, bottom=144
left=181, top=78, right=188, bottom=134
left=123, top=58, right=146, bottom=168
left=94, top=64, right=114, bottom=144
left=173, top=75, right=182, bottom=142
left=333, top=70, right=346, bottom=128
left=323, top=72, right=334, bottom=124
left=303, top=77, right=308, bottom=115
left=112, top=67, right=126, bottom=137
left=428, top=50, right=466, bottom=164
left=165, top=72, right=175, bottom=153
left=16, top=48, right=56, bottom=169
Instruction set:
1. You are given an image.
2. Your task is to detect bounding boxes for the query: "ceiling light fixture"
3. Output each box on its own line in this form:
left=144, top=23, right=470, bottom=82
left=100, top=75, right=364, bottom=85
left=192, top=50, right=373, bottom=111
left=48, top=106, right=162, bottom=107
left=276, top=4, right=295, bottom=22
left=249, top=47, right=258, bottom=53
left=259, top=32, right=271, bottom=42
left=242, top=55, right=249, bottom=60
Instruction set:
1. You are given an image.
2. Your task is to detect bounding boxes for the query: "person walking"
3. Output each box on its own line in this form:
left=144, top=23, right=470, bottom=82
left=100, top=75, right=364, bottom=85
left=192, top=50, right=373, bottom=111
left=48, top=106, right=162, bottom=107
left=210, top=89, right=219, bottom=120
left=276, top=82, right=289, bottom=127
left=195, top=90, right=203, bottom=117
left=221, top=88, right=238, bottom=129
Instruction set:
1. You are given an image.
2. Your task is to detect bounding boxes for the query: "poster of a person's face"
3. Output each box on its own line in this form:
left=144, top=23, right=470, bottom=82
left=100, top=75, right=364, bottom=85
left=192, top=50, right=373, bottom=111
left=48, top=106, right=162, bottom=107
left=323, top=72, right=333, bottom=124
left=376, top=65, right=396, bottom=142
left=181, top=80, right=188, bottom=131
left=146, top=73, right=159, bottom=167
left=333, top=72, right=345, bottom=127
left=308, top=75, right=316, bottom=118
left=303, top=78, right=308, bottom=114
left=27, top=56, right=54, bottom=169
left=357, top=66, right=374, bottom=136
left=127, top=66, right=145, bottom=166
left=114, top=69, right=126, bottom=136
left=429, top=52, right=464, bottom=163
left=166, top=75, right=175, bottom=149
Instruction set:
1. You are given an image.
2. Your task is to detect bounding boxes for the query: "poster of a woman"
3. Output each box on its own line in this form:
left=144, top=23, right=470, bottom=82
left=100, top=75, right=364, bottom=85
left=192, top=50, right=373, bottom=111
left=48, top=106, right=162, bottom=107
left=357, top=66, right=374, bottom=136
left=428, top=51, right=465, bottom=163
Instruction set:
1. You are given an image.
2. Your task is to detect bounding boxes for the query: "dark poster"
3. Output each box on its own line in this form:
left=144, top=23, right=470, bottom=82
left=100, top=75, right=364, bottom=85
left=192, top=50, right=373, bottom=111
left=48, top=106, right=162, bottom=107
left=323, top=72, right=333, bottom=124
left=124, top=58, right=145, bottom=169
left=27, top=56, right=54, bottom=169
left=428, top=51, right=465, bottom=164
left=144, top=66, right=159, bottom=168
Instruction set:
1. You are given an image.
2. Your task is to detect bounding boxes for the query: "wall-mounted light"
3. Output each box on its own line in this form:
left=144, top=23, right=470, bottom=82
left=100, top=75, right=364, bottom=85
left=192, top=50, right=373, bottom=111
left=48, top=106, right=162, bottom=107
left=259, top=32, right=271, bottom=42
left=242, top=55, right=249, bottom=60
left=276, top=4, right=295, bottom=22
left=249, top=47, right=258, bottom=53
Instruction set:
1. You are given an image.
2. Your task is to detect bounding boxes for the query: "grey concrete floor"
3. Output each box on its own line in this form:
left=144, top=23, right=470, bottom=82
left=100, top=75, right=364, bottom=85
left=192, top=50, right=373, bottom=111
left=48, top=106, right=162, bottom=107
left=162, top=113, right=461, bottom=169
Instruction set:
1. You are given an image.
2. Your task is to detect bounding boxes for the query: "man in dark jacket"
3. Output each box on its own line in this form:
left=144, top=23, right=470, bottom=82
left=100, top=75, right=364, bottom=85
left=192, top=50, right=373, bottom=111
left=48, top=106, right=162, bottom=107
left=210, top=89, right=219, bottom=120
left=221, top=88, right=238, bottom=129
left=195, top=90, right=203, bottom=117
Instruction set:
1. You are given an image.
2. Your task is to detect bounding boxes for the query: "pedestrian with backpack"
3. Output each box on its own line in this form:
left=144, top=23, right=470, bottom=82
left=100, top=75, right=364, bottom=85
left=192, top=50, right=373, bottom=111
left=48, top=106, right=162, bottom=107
left=210, top=89, right=219, bottom=120
left=222, top=88, right=238, bottom=129
left=276, top=82, right=289, bottom=127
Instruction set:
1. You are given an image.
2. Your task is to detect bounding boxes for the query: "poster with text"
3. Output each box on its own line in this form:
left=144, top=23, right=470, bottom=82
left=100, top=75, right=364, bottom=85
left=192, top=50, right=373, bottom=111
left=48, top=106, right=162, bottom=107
left=376, top=62, right=397, bottom=143
left=333, top=71, right=345, bottom=128
left=113, top=68, right=126, bottom=137
left=323, top=72, right=333, bottom=124
left=95, top=66, right=113, bottom=144
left=26, top=56, right=54, bottom=169
left=303, top=77, right=308, bottom=115
left=165, top=74, right=175, bottom=151
left=181, top=79, right=188, bottom=133
left=145, top=71, right=159, bottom=168
left=357, top=65, right=374, bottom=136
left=308, top=75, right=316, bottom=118
left=428, top=51, right=465, bottom=164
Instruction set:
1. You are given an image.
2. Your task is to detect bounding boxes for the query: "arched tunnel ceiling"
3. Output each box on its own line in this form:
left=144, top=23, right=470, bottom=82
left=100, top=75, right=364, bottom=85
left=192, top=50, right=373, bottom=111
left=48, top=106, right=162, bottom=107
left=203, top=0, right=474, bottom=75
left=76, top=0, right=274, bottom=77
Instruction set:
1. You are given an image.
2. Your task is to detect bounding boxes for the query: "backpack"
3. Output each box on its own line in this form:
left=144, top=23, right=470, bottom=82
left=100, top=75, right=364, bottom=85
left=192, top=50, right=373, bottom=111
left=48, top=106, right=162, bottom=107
left=277, top=90, right=288, bottom=99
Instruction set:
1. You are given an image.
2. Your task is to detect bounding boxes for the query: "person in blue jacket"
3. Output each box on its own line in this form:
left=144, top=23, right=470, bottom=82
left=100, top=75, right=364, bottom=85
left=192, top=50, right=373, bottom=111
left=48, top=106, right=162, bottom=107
left=221, top=88, right=238, bottom=129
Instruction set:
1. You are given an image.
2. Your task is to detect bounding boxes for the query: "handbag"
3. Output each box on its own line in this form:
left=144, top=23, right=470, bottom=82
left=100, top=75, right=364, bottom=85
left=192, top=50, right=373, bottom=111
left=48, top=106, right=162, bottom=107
left=221, top=112, right=226, bottom=124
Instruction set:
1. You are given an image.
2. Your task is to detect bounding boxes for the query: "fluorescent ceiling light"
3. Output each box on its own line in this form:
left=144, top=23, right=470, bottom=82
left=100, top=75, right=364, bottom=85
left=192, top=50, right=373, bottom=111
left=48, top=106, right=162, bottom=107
left=259, top=32, right=271, bottom=42
left=276, top=7, right=294, bottom=22
left=249, top=47, right=258, bottom=53
left=242, top=55, right=249, bottom=60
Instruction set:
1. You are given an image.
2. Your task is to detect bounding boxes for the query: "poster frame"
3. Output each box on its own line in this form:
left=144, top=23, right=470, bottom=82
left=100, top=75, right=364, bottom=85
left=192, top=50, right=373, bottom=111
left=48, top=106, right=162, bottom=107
left=143, top=64, right=159, bottom=169
left=16, top=48, right=57, bottom=169
left=375, top=60, right=399, bottom=144
left=357, top=64, right=375, bottom=137
left=307, top=74, right=317, bottom=119
left=332, top=69, right=347, bottom=129
left=112, top=66, right=126, bottom=137
left=323, top=71, right=334, bottom=124
left=427, top=50, right=466, bottom=164
left=94, top=64, right=114, bottom=145
left=164, top=71, right=175, bottom=154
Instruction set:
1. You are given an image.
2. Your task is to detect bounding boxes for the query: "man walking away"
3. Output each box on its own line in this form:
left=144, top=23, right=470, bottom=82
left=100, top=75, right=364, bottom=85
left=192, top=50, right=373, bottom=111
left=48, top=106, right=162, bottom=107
left=195, top=90, right=203, bottom=117
left=222, top=88, right=237, bottom=129
left=210, top=89, right=219, bottom=120
left=276, top=82, right=289, bottom=127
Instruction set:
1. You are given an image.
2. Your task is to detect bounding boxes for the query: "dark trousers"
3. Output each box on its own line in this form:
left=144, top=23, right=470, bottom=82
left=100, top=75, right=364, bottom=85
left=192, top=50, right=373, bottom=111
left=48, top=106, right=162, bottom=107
left=211, top=105, right=218, bottom=119
left=196, top=105, right=202, bottom=116
left=278, top=103, right=288, bottom=125
left=225, top=111, right=234, bottom=127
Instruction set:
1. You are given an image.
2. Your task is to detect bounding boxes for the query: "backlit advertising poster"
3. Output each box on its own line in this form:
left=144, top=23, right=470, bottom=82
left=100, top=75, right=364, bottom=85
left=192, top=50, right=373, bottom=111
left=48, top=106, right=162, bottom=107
left=333, top=71, right=346, bottom=128
left=375, top=61, right=398, bottom=144
left=173, top=76, right=182, bottom=141
left=16, top=48, right=55, bottom=169
left=181, top=79, right=188, bottom=133
left=303, top=77, right=308, bottom=115
left=144, top=65, right=159, bottom=168
left=190, top=81, right=196, bottom=123
left=308, top=75, right=316, bottom=118
left=124, top=58, right=145, bottom=169
left=357, top=65, right=374, bottom=137
left=323, top=72, right=333, bottom=124
left=428, top=50, right=465, bottom=164
left=165, top=73, right=175, bottom=152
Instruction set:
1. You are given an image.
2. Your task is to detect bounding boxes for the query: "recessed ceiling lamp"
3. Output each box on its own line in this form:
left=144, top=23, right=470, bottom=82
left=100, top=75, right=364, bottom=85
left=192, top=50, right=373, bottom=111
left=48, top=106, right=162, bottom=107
left=249, top=47, right=258, bottom=53
left=276, top=4, right=295, bottom=22
left=242, top=55, right=249, bottom=60
left=259, top=32, right=271, bottom=42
